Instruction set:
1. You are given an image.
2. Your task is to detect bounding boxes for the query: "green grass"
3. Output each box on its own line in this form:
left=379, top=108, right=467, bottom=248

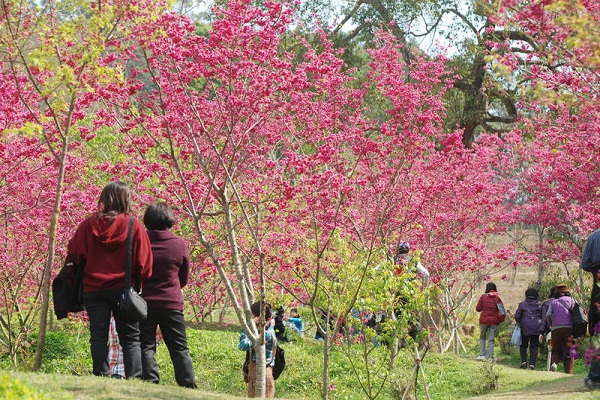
left=0, top=320, right=595, bottom=399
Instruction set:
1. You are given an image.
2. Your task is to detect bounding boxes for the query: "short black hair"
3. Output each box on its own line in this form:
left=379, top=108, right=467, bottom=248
left=525, top=288, right=539, bottom=299
left=250, top=301, right=272, bottom=319
left=485, top=282, right=497, bottom=293
left=143, top=202, right=175, bottom=230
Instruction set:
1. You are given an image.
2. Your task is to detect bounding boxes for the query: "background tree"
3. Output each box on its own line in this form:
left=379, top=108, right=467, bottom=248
left=486, top=0, right=600, bottom=299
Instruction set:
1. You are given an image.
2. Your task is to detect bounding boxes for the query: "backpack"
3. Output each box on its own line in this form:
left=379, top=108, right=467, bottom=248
left=242, top=343, right=286, bottom=382
left=519, top=302, right=543, bottom=334
left=559, top=298, right=588, bottom=338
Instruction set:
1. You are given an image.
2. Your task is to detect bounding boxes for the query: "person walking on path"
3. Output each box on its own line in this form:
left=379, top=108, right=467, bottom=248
left=514, top=288, right=544, bottom=370
left=580, top=229, right=600, bottom=389
left=546, top=284, right=575, bottom=374
left=140, top=202, right=197, bottom=388
left=67, top=181, right=153, bottom=378
left=476, top=282, right=505, bottom=362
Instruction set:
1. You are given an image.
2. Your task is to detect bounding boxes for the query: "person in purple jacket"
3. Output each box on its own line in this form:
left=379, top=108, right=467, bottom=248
left=140, top=202, right=197, bottom=388
left=546, top=284, right=575, bottom=374
left=514, top=288, right=544, bottom=370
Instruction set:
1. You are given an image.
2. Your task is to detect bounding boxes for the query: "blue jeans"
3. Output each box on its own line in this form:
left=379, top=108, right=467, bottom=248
left=83, top=289, right=142, bottom=378
left=479, top=324, right=498, bottom=359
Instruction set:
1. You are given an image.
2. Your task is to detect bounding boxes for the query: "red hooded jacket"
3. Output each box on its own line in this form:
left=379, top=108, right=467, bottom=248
left=67, top=213, right=153, bottom=293
left=476, top=290, right=504, bottom=325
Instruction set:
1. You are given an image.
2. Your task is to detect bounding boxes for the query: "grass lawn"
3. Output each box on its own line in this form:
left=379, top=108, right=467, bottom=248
left=1, top=320, right=599, bottom=399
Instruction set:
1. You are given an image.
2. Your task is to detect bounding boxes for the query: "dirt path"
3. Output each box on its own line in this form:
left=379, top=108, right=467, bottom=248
left=467, top=375, right=599, bottom=399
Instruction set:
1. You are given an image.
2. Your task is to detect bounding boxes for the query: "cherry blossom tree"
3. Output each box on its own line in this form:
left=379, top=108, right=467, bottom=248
left=0, top=0, right=168, bottom=368
left=487, top=0, right=600, bottom=298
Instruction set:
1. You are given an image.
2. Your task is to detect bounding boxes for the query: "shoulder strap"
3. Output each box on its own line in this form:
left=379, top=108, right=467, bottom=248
left=557, top=298, right=573, bottom=311
left=125, top=216, right=134, bottom=289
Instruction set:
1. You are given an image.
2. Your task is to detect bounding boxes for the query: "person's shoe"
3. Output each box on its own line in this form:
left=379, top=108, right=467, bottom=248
left=486, top=358, right=495, bottom=363
left=475, top=355, right=486, bottom=361
left=520, top=362, right=527, bottom=369
left=584, top=377, right=600, bottom=389
left=550, top=362, right=557, bottom=371
left=529, top=365, right=535, bottom=370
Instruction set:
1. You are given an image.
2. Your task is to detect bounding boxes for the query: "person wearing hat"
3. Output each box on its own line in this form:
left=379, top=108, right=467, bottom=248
left=394, top=241, right=430, bottom=281
left=546, top=284, right=575, bottom=373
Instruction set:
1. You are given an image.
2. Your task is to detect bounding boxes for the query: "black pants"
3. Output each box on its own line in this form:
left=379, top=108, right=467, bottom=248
left=83, top=289, right=142, bottom=378
left=140, top=308, right=197, bottom=388
left=520, top=334, right=539, bottom=366
left=590, top=269, right=600, bottom=335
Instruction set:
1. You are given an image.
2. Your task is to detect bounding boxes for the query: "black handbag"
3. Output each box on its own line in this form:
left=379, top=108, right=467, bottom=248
left=117, top=216, right=148, bottom=321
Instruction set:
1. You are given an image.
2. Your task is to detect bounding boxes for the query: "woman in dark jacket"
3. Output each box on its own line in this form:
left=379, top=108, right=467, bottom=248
left=475, top=282, right=505, bottom=362
left=514, top=288, right=544, bottom=369
left=68, top=181, right=153, bottom=378
left=140, top=202, right=197, bottom=388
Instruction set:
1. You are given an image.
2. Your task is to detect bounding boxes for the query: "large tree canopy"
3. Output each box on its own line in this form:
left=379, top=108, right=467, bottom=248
left=1, top=0, right=600, bottom=397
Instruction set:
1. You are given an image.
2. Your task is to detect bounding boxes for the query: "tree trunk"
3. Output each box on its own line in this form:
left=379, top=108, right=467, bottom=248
left=32, top=134, right=69, bottom=371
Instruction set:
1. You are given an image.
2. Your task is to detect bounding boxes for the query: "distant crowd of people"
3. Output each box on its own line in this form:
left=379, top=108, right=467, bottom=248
left=54, top=181, right=600, bottom=395
left=473, top=223, right=600, bottom=392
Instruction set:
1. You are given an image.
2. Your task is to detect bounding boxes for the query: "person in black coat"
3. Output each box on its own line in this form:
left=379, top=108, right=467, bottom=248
left=580, top=228, right=600, bottom=389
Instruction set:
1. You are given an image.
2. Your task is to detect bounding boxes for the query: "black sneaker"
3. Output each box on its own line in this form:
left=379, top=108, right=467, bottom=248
left=529, top=365, right=535, bottom=370
left=584, top=377, right=600, bottom=390
left=520, top=362, right=527, bottom=369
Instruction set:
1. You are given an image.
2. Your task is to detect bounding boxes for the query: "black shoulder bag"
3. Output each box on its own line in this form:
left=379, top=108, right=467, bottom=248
left=559, top=298, right=588, bottom=338
left=117, top=216, right=148, bottom=321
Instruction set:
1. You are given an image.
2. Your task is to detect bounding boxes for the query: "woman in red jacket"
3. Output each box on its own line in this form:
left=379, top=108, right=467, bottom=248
left=475, top=282, right=505, bottom=362
left=68, top=181, right=153, bottom=378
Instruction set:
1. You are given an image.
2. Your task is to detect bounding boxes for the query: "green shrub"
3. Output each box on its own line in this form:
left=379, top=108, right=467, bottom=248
left=0, top=374, right=49, bottom=399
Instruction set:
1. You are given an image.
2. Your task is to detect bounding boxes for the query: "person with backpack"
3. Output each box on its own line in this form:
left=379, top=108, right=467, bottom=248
left=546, top=284, right=575, bottom=374
left=475, top=282, right=505, bottom=362
left=514, top=288, right=544, bottom=370
left=239, top=302, right=277, bottom=398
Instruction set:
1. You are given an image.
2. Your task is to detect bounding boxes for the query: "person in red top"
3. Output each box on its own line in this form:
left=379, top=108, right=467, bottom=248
left=67, top=181, right=153, bottom=378
left=475, top=282, right=505, bottom=362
